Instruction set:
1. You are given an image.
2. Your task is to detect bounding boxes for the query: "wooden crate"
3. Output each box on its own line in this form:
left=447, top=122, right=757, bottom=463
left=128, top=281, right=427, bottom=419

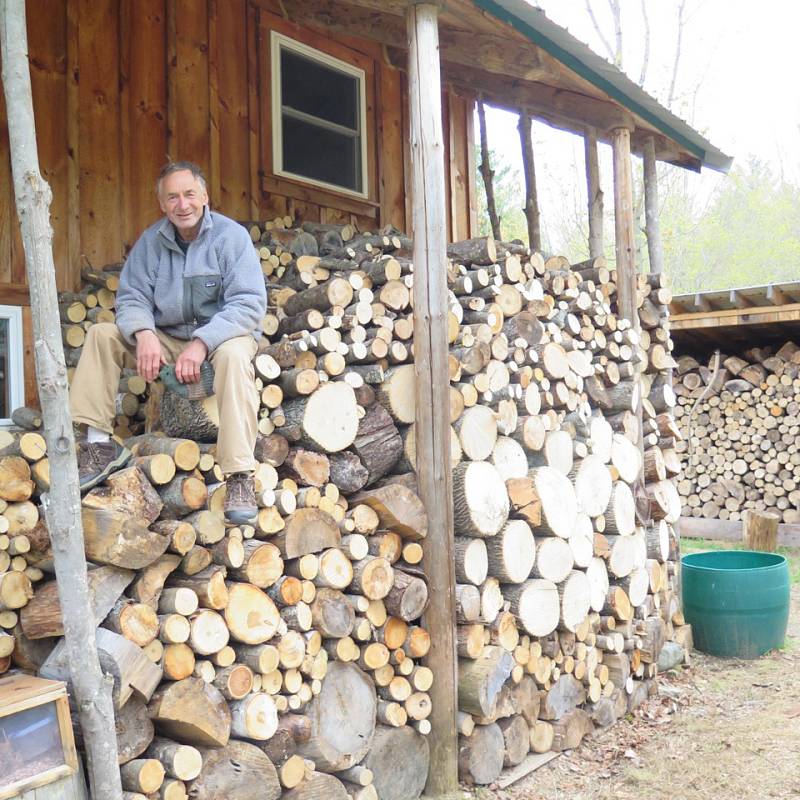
left=0, top=673, right=79, bottom=800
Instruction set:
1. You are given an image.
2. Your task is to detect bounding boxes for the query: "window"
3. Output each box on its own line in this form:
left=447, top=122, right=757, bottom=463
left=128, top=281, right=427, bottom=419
left=0, top=305, right=24, bottom=426
left=271, top=32, right=368, bottom=198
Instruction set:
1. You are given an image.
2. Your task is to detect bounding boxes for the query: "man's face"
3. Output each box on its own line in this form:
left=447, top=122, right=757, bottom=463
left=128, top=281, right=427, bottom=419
left=158, top=170, right=208, bottom=239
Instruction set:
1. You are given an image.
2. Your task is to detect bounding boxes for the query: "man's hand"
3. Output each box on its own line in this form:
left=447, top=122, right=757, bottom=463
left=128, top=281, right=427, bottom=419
left=175, top=339, right=209, bottom=384
left=135, top=330, right=166, bottom=382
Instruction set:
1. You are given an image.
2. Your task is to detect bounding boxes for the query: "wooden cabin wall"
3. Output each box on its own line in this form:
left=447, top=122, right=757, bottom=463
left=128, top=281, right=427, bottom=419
left=0, top=0, right=477, bottom=405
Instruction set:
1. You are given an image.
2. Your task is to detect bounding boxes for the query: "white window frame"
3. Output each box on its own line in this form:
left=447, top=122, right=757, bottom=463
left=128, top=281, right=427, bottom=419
left=0, top=305, right=24, bottom=427
left=271, top=31, right=369, bottom=200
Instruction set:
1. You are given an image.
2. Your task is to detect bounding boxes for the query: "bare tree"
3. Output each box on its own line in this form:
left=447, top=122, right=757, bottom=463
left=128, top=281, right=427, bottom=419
left=638, top=0, right=651, bottom=86
left=584, top=0, right=620, bottom=65
left=667, top=0, right=688, bottom=107
left=518, top=110, right=542, bottom=251
left=0, top=1, right=123, bottom=797
left=477, top=97, right=502, bottom=241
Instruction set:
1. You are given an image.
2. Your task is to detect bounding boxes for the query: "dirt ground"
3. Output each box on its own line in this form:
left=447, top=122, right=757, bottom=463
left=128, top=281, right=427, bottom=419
left=469, top=583, right=800, bottom=800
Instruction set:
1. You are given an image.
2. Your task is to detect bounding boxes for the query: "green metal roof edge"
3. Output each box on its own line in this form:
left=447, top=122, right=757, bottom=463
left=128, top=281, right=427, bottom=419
left=472, top=0, right=732, bottom=173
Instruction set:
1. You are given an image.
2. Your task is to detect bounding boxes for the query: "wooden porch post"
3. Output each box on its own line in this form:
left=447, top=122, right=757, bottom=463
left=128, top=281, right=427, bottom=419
left=406, top=3, right=459, bottom=796
left=642, top=136, right=664, bottom=274
left=584, top=126, right=604, bottom=258
left=611, top=126, right=637, bottom=324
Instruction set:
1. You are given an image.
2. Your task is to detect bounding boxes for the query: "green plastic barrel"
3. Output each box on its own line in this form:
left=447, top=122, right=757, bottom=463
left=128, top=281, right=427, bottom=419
left=681, top=550, right=790, bottom=658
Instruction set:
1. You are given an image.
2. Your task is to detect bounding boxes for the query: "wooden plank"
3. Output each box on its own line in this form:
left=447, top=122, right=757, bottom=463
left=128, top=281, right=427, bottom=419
left=214, top=0, right=250, bottom=219
left=448, top=90, right=470, bottom=243
left=78, top=0, right=122, bottom=267
left=22, top=305, right=37, bottom=408
left=66, top=0, right=80, bottom=291
left=377, top=63, right=405, bottom=229
left=246, top=0, right=261, bottom=220
left=171, top=0, right=210, bottom=166
left=670, top=303, right=800, bottom=330
left=27, top=0, right=69, bottom=287
left=208, top=0, right=222, bottom=206
left=120, top=0, right=167, bottom=253
left=679, top=516, right=800, bottom=549
left=496, top=752, right=561, bottom=789
left=465, top=93, right=477, bottom=238
left=406, top=5, right=458, bottom=795
left=0, top=62, right=12, bottom=286
left=729, top=289, right=753, bottom=309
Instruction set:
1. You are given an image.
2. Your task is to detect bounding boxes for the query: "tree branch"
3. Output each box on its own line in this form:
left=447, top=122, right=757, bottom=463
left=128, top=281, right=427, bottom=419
left=638, top=0, right=650, bottom=87
left=584, top=0, right=617, bottom=64
left=667, top=0, right=688, bottom=108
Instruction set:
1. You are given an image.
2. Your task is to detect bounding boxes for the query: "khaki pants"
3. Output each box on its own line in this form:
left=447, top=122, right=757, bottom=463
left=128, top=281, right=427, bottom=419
left=70, top=323, right=259, bottom=475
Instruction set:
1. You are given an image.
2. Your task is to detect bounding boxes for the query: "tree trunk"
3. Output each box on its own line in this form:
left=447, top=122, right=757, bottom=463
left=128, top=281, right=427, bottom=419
left=477, top=97, right=501, bottom=241
left=518, top=109, right=541, bottom=251
left=0, top=2, right=123, bottom=795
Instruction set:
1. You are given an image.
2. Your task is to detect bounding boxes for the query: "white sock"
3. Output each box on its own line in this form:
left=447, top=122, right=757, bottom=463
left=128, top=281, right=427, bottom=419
left=87, top=426, right=110, bottom=444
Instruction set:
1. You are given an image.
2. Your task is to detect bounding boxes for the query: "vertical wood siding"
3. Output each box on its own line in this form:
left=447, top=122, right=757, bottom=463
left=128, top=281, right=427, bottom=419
left=0, top=0, right=476, bottom=293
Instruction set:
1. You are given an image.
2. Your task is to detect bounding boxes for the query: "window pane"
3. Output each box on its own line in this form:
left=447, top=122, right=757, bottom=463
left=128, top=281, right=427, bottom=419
left=0, top=700, right=65, bottom=790
left=0, top=318, right=8, bottom=419
left=282, top=115, right=361, bottom=193
left=281, top=48, right=359, bottom=131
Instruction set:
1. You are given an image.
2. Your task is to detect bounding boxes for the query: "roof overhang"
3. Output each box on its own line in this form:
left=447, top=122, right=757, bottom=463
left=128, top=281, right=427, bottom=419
left=274, top=0, right=731, bottom=174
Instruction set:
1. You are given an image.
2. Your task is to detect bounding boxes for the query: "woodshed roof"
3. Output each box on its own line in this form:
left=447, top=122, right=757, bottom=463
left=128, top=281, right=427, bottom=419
left=669, top=281, right=800, bottom=353
left=280, top=0, right=731, bottom=172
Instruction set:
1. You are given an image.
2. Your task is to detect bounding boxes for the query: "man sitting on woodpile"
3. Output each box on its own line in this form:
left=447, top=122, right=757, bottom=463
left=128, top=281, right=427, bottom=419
left=69, top=161, right=267, bottom=524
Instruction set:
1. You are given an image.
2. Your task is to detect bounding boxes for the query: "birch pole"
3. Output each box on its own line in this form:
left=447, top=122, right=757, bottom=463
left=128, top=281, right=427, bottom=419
left=407, top=4, right=458, bottom=795
left=584, top=126, right=604, bottom=258
left=0, top=2, right=123, bottom=797
left=642, top=136, right=664, bottom=274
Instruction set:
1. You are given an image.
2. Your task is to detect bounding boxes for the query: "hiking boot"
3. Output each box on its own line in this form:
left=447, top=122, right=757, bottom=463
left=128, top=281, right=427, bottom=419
left=224, top=472, right=257, bottom=524
left=76, top=438, right=132, bottom=491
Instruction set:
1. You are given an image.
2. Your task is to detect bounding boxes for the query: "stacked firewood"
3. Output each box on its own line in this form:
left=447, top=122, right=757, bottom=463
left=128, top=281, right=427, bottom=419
left=4, top=222, right=690, bottom=794
left=673, top=342, right=800, bottom=524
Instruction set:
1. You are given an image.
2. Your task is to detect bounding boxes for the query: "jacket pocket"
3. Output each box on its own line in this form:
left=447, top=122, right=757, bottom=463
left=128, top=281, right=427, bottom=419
left=185, top=274, right=222, bottom=323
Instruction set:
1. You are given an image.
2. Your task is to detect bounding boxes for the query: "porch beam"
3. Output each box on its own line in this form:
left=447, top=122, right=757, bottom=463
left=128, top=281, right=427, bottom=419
left=280, top=0, right=552, bottom=84
left=406, top=3, right=459, bottom=796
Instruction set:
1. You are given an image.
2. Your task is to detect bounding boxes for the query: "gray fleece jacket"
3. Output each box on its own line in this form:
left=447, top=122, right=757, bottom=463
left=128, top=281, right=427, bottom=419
left=115, top=207, right=266, bottom=352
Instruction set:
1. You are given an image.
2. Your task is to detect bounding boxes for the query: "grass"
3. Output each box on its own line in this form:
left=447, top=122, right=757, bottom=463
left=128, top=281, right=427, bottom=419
left=680, top=537, right=800, bottom=584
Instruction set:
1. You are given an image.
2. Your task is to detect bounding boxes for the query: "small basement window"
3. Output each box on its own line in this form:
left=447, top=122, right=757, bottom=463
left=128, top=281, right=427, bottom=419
left=271, top=32, right=367, bottom=197
left=0, top=305, right=24, bottom=426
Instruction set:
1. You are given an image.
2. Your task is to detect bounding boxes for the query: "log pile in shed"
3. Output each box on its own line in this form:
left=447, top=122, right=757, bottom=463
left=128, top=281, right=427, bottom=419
left=0, top=217, right=690, bottom=794
left=673, top=342, right=800, bottom=524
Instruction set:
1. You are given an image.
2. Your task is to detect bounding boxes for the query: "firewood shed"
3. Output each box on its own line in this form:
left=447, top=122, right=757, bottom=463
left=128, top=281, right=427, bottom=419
left=0, top=1, right=731, bottom=797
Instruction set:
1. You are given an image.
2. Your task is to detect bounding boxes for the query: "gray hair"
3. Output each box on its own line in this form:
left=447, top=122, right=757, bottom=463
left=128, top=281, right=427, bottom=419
left=156, top=161, right=207, bottom=195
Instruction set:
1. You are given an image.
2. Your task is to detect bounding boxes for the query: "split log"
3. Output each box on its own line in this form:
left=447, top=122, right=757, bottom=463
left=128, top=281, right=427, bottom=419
left=452, top=461, right=509, bottom=538
left=189, top=741, right=281, bottom=800
left=458, top=645, right=514, bottom=716
left=148, top=677, right=231, bottom=748
left=363, top=725, right=429, bottom=800
left=297, top=661, right=377, bottom=772
left=458, top=722, right=504, bottom=785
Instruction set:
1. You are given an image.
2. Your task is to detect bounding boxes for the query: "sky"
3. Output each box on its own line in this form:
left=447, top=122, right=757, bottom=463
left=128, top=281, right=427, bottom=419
left=481, top=0, right=800, bottom=247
